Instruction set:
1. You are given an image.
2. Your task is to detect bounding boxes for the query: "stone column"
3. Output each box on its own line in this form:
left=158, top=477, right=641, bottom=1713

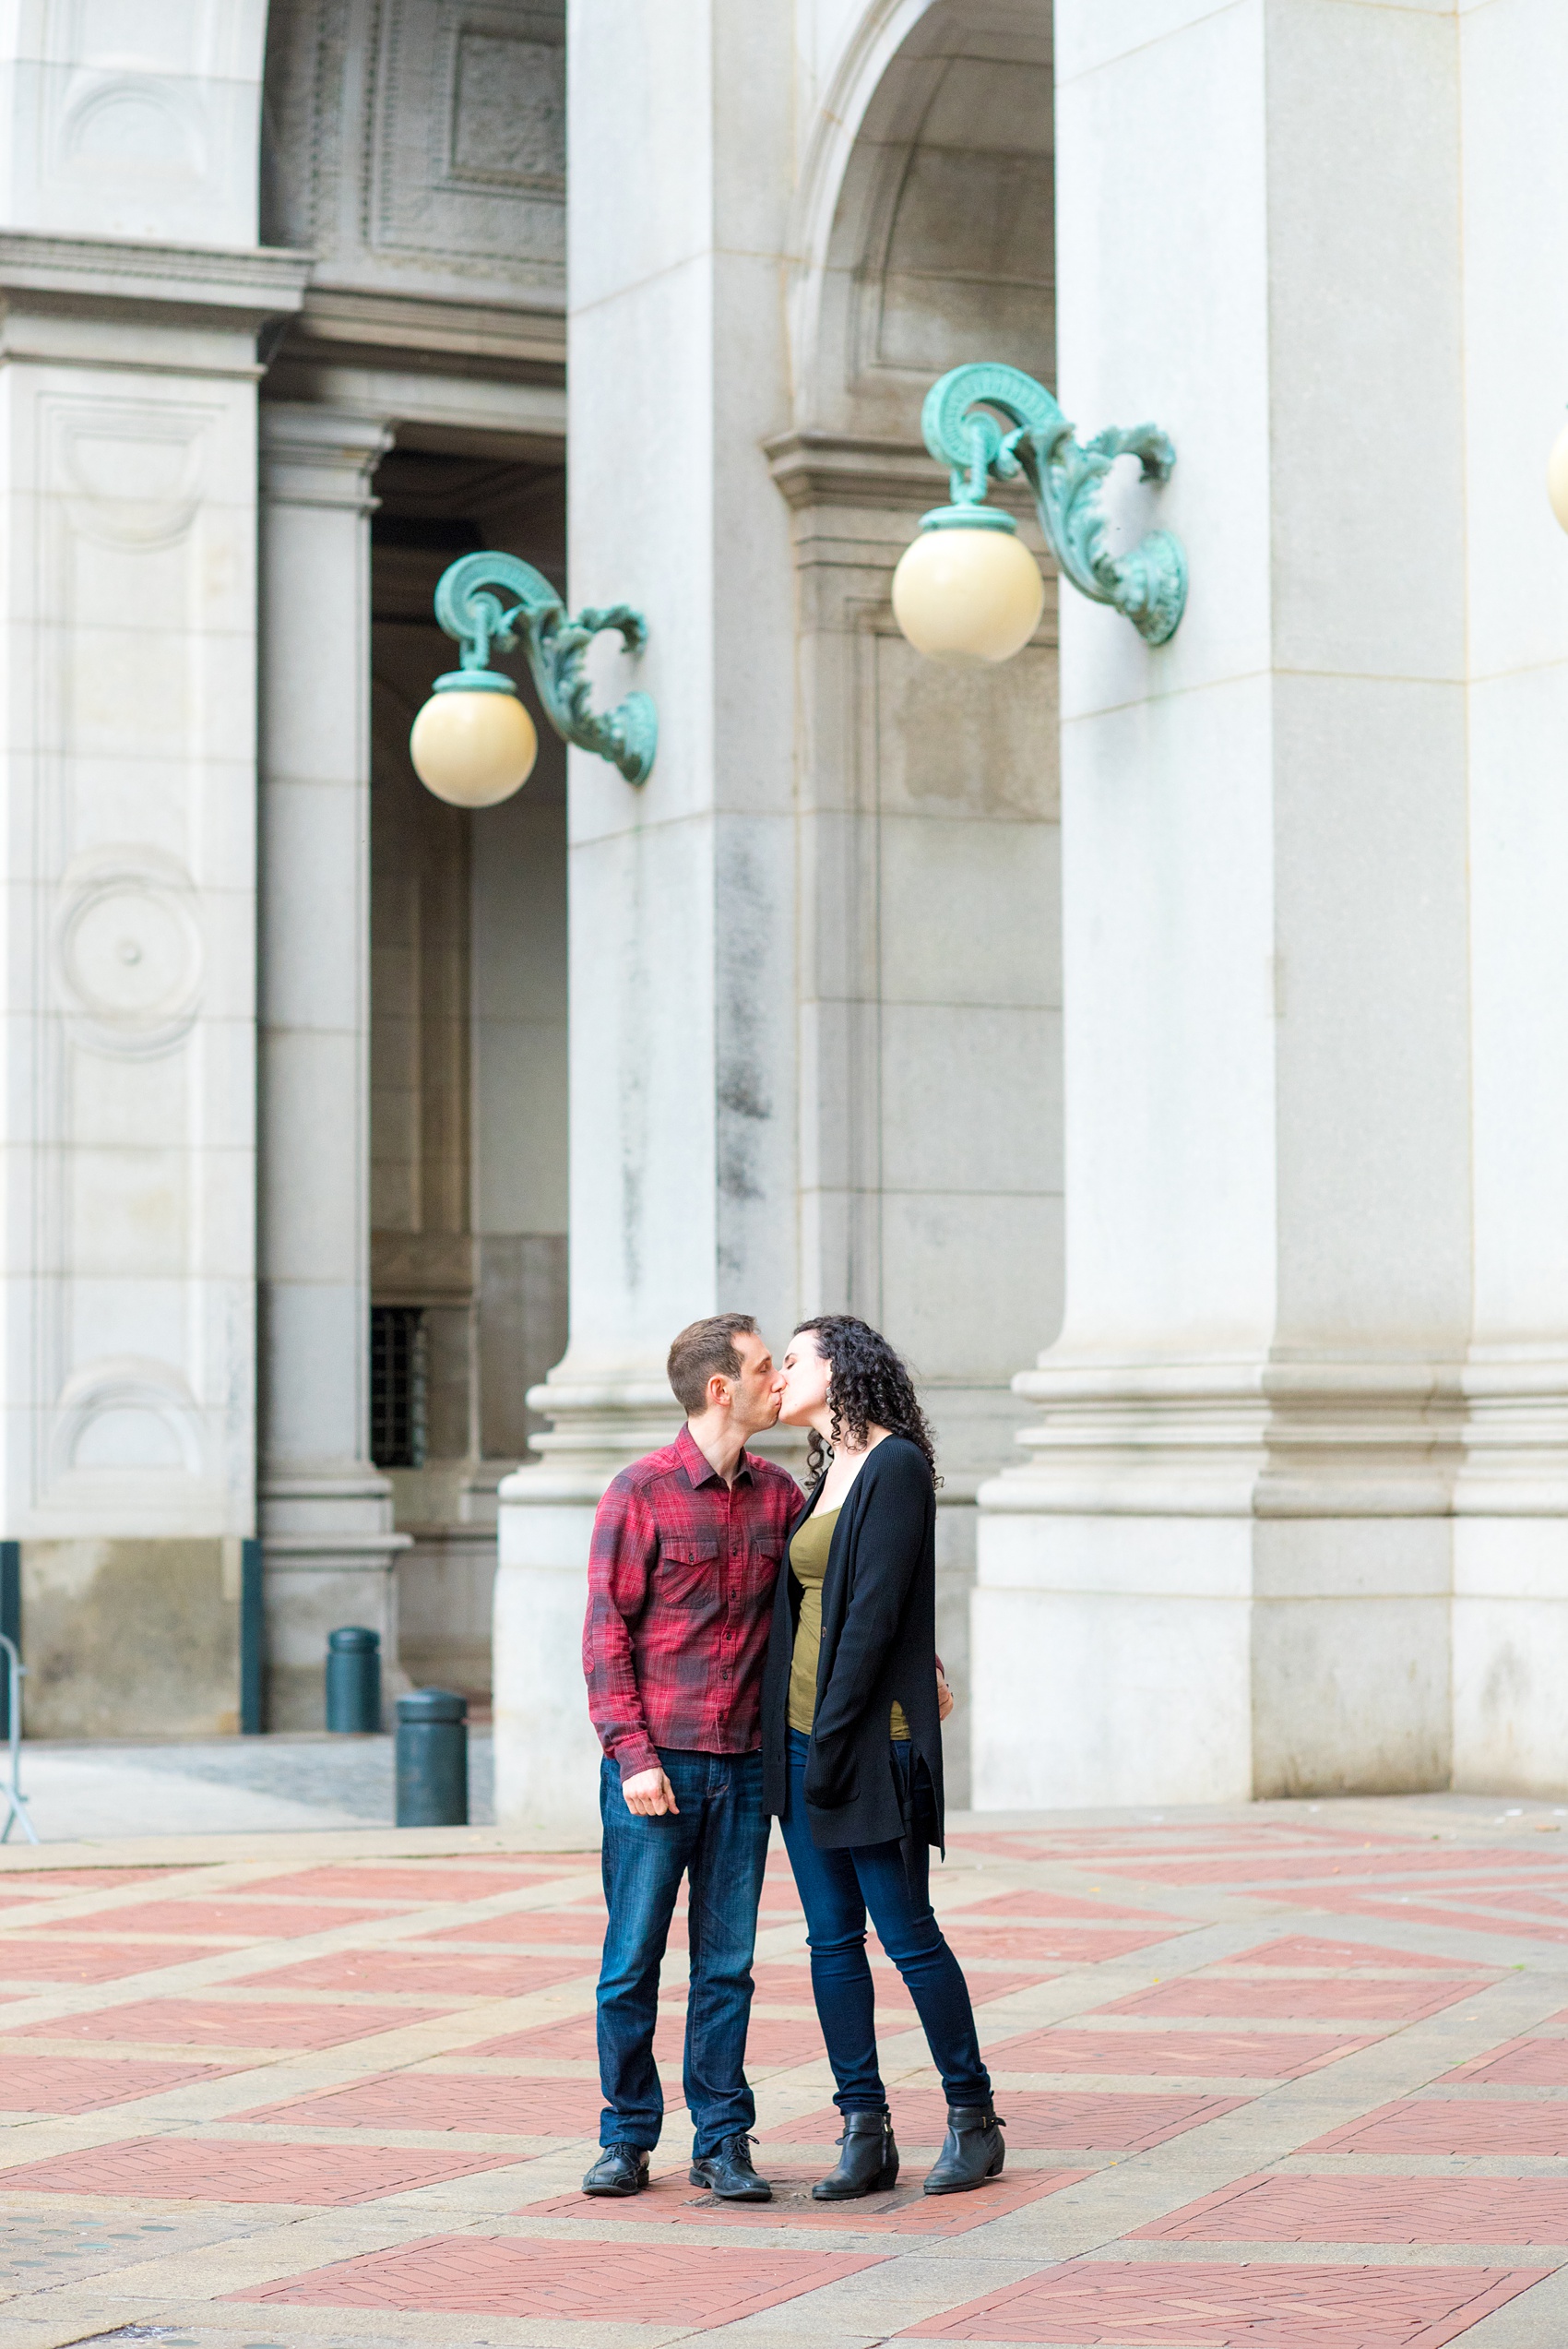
left=973, top=3, right=1472, bottom=1806
left=494, top=3, right=800, bottom=1836
left=1450, top=0, right=1568, bottom=1792
left=258, top=403, right=407, bottom=1729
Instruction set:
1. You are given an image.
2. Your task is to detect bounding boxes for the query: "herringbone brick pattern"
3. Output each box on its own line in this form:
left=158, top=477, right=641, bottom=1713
left=251, top=1863, right=588, bottom=1902
left=1217, top=1936, right=1472, bottom=1970
left=954, top=1887, right=1172, bottom=1921
left=65, top=1899, right=392, bottom=1938
left=0, top=2136, right=525, bottom=2203
left=1137, top=2173, right=1568, bottom=2243
left=1306, top=2098, right=1568, bottom=2157
left=0, top=2054, right=232, bottom=2113
left=1447, top=2034, right=1568, bottom=2085
left=13, top=1997, right=437, bottom=2048
left=0, top=1938, right=213, bottom=1982
left=986, top=2026, right=1371, bottom=2079
left=235, top=2069, right=655, bottom=2134
left=6, top=1806, right=1568, bottom=2346
left=900, top=2260, right=1550, bottom=2343
left=941, top=1922, right=1179, bottom=1961
left=236, top=1947, right=590, bottom=1996
left=1099, top=1972, right=1492, bottom=2021
left=232, top=2231, right=884, bottom=2319
left=426, top=1908, right=607, bottom=1947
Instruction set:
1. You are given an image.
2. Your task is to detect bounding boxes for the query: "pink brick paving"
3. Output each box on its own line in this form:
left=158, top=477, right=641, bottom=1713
left=235, top=1947, right=592, bottom=1996
left=942, top=1923, right=1183, bottom=1961
left=8, top=1818, right=1568, bottom=2349
left=1105, top=1848, right=1568, bottom=1884
left=955, top=1887, right=1175, bottom=1922
left=0, top=2054, right=234, bottom=2114
left=0, top=1866, right=190, bottom=1891
left=0, top=2137, right=533, bottom=2203
left=985, top=2027, right=1373, bottom=2079
left=1136, top=2174, right=1568, bottom=2243
left=525, top=2163, right=1090, bottom=2235
left=65, top=1900, right=396, bottom=1938
left=776, top=2088, right=1246, bottom=2152
left=1305, top=2099, right=1568, bottom=2157
left=1306, top=1892, right=1568, bottom=1944
left=248, top=1863, right=590, bottom=1902
left=1447, top=2036, right=1568, bottom=2085
left=1098, top=1973, right=1493, bottom=2021
left=12, top=1997, right=442, bottom=2048
left=898, top=2261, right=1550, bottom=2344
left=427, top=1909, right=607, bottom=1947
left=469, top=2010, right=826, bottom=2065
left=742, top=1961, right=1051, bottom=2008
left=1218, top=1937, right=1475, bottom=1970
left=234, top=2070, right=660, bottom=2133
left=229, top=2233, right=885, bottom=2321
left=0, top=1939, right=221, bottom=1982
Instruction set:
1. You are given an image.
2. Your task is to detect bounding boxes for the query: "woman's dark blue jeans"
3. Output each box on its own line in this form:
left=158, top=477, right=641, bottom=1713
left=780, top=1728, right=991, bottom=2113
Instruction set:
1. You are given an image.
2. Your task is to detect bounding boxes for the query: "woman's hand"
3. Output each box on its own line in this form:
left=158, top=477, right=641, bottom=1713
left=936, top=1667, right=954, bottom=1722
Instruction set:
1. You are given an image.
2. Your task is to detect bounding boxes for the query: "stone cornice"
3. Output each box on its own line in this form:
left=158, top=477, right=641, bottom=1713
left=765, top=427, right=944, bottom=512
left=0, top=231, right=311, bottom=327
left=764, top=425, right=1039, bottom=519
left=296, top=285, right=565, bottom=378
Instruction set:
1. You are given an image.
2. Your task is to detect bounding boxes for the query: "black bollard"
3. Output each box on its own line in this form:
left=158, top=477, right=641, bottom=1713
left=326, top=1626, right=381, bottom=1733
left=396, top=1687, right=469, bottom=1826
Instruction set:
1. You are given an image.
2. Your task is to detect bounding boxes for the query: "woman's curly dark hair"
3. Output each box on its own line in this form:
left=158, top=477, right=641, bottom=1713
left=793, top=1315, right=938, bottom=1485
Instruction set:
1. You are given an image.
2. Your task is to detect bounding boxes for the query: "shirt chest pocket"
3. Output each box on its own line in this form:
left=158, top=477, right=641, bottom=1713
left=656, top=1540, right=719, bottom=1604
left=743, top=1545, right=782, bottom=1603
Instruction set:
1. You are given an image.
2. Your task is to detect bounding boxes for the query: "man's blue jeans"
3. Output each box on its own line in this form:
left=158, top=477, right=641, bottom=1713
left=780, top=1728, right=991, bottom=2114
left=597, top=1747, right=769, bottom=2157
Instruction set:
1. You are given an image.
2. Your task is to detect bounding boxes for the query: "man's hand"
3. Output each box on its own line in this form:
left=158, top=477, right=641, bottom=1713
left=622, top=1767, right=680, bottom=1817
left=936, top=1668, right=955, bottom=1722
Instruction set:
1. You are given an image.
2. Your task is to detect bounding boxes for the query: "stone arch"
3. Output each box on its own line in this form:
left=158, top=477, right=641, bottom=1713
left=790, top=0, right=1053, bottom=439
left=778, top=3, right=1063, bottom=1809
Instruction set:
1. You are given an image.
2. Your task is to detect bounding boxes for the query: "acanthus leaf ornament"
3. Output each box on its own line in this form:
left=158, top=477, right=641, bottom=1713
left=430, top=550, right=657, bottom=785
left=919, top=361, right=1188, bottom=647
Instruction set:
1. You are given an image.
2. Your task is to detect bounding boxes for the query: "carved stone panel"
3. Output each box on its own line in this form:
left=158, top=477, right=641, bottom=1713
left=263, top=0, right=566, bottom=302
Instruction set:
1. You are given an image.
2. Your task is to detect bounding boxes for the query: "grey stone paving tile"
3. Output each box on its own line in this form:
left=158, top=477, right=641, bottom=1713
left=1452, top=2267, right=1568, bottom=2344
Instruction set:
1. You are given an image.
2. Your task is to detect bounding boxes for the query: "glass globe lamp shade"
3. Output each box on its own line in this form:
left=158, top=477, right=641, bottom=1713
left=410, top=674, right=539, bottom=807
left=891, top=508, right=1045, bottom=666
left=1550, top=418, right=1568, bottom=536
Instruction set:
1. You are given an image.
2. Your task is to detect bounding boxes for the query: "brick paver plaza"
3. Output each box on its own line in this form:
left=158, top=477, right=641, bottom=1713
left=8, top=1797, right=1568, bottom=2345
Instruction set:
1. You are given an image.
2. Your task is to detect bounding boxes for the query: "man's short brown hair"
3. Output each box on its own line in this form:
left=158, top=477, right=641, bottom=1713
left=667, top=1314, right=758, bottom=1415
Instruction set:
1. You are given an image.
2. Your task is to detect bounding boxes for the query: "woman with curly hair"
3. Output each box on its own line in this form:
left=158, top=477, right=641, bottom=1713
left=760, top=1316, right=1003, bottom=2200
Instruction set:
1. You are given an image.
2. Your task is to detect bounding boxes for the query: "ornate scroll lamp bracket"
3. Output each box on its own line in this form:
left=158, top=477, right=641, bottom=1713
left=433, top=550, right=658, bottom=784
left=921, top=362, right=1188, bottom=647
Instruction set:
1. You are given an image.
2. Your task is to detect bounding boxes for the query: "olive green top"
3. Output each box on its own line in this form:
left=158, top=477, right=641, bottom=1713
left=787, top=1504, right=910, bottom=1741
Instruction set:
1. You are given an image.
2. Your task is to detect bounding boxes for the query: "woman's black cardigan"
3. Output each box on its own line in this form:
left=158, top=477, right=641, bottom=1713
left=760, top=1434, right=944, bottom=1852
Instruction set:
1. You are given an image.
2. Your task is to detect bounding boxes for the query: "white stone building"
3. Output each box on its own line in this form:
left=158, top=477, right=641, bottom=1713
left=5, top=2, right=1567, bottom=1829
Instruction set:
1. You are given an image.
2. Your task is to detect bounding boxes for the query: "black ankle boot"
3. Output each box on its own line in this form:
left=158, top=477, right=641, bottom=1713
left=922, top=2104, right=1004, bottom=2195
left=812, top=2105, right=899, bottom=2200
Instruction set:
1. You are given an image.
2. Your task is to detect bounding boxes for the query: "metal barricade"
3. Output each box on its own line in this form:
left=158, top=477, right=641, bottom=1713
left=0, top=1631, right=37, bottom=1843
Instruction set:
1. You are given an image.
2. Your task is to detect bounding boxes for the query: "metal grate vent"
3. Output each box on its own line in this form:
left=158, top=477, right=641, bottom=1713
left=370, top=1306, right=427, bottom=1469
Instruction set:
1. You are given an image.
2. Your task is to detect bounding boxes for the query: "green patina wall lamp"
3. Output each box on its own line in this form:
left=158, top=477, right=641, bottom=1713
left=891, top=361, right=1188, bottom=663
left=409, top=551, right=657, bottom=807
left=408, top=362, right=1187, bottom=806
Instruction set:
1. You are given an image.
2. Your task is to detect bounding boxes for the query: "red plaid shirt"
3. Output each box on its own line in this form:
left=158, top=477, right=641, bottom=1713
left=583, top=1424, right=802, bottom=1782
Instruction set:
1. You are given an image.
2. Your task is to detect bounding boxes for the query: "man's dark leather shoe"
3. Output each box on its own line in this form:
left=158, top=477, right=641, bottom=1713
left=582, top=2143, right=649, bottom=2197
left=689, top=2131, right=772, bottom=2200
left=922, top=2105, right=1005, bottom=2195
left=813, top=2105, right=898, bottom=2200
